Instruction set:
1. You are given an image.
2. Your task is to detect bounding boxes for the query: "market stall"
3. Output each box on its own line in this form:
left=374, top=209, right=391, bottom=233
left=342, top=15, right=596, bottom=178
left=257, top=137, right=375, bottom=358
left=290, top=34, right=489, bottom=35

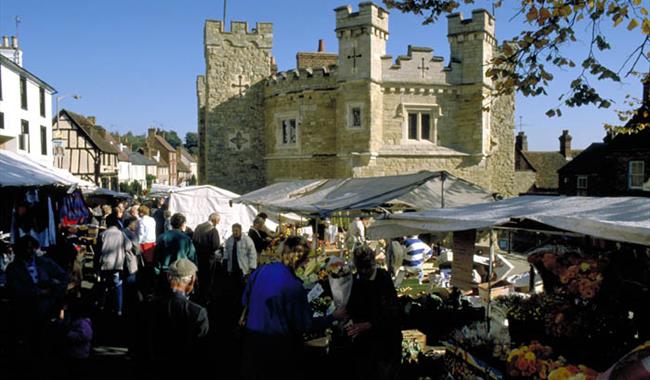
left=233, top=170, right=496, bottom=218
left=367, top=195, right=650, bottom=379
left=166, top=185, right=265, bottom=241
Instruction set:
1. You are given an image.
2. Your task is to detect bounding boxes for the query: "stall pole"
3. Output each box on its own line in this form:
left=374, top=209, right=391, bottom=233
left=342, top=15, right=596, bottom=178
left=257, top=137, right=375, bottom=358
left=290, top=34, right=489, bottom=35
left=314, top=216, right=321, bottom=255
left=440, top=173, right=446, bottom=209
left=486, top=229, right=495, bottom=332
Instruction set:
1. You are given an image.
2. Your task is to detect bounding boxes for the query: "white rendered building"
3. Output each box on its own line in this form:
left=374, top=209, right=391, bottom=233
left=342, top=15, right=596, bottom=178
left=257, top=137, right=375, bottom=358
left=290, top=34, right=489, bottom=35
left=0, top=36, right=56, bottom=167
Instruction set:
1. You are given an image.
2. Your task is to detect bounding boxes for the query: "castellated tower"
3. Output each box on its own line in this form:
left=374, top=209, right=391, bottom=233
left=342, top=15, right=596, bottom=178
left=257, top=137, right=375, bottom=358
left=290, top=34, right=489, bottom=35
left=197, top=3, right=515, bottom=196
left=447, top=9, right=496, bottom=85
left=335, top=2, right=388, bottom=82
left=197, top=20, right=273, bottom=193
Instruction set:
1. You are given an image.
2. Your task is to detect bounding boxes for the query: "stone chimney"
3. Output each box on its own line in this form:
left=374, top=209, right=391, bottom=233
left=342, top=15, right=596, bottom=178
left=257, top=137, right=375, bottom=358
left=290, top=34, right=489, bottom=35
left=87, top=116, right=96, bottom=125
left=318, top=39, right=325, bottom=52
left=0, top=35, right=23, bottom=66
left=559, top=130, right=572, bottom=158
left=148, top=128, right=157, bottom=138
left=515, top=131, right=528, bottom=152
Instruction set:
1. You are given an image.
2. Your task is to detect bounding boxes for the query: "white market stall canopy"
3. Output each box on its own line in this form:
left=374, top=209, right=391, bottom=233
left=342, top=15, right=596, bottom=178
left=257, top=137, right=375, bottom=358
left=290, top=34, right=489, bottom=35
left=368, top=196, right=650, bottom=246
left=233, top=171, right=495, bottom=218
left=166, top=185, right=261, bottom=241
left=0, top=150, right=93, bottom=188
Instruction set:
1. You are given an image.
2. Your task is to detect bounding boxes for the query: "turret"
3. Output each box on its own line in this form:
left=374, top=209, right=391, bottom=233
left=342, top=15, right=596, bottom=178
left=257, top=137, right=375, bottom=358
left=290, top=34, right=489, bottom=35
left=447, top=9, right=495, bottom=85
left=335, top=2, right=388, bottom=82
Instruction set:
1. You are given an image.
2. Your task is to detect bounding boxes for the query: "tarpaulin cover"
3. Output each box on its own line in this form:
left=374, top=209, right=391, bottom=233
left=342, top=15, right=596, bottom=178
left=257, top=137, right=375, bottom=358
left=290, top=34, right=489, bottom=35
left=368, top=196, right=650, bottom=246
left=167, top=185, right=260, bottom=241
left=0, top=150, right=84, bottom=187
left=233, top=171, right=495, bottom=217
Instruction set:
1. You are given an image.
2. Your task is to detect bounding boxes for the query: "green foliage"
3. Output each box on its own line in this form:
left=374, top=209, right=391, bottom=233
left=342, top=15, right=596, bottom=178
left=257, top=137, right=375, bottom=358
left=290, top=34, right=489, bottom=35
left=121, top=132, right=146, bottom=152
left=383, top=0, right=650, bottom=132
left=185, top=132, right=198, bottom=149
left=162, top=131, right=182, bottom=149
left=119, top=180, right=144, bottom=197
left=146, top=174, right=157, bottom=190
left=188, top=174, right=197, bottom=186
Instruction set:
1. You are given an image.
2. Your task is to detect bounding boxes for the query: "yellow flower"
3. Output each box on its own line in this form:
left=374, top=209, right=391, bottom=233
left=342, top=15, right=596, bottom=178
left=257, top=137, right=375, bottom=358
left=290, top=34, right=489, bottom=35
left=524, top=351, right=536, bottom=361
left=507, top=348, right=521, bottom=361
left=549, top=367, right=572, bottom=380
left=580, top=262, right=590, bottom=272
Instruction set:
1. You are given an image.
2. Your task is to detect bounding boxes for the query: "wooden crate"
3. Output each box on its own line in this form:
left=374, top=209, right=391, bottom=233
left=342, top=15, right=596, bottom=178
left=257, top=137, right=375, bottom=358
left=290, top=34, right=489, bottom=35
left=478, top=281, right=512, bottom=304
left=402, top=329, right=427, bottom=348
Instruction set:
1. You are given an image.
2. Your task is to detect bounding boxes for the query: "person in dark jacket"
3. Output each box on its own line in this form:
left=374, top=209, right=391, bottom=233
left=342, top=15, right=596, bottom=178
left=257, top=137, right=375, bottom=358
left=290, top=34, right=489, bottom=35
left=241, top=236, right=346, bottom=380
left=346, top=245, right=402, bottom=380
left=151, top=197, right=167, bottom=238
left=143, top=259, right=209, bottom=375
left=247, top=216, right=271, bottom=255
left=192, top=213, right=221, bottom=304
left=6, top=235, right=68, bottom=358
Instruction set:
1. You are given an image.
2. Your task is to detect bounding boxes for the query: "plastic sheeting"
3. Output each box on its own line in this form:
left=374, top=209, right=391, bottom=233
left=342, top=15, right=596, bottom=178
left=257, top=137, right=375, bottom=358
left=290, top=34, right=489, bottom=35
left=233, top=171, right=495, bottom=217
left=0, top=150, right=83, bottom=187
left=166, top=185, right=260, bottom=241
left=368, top=196, right=650, bottom=246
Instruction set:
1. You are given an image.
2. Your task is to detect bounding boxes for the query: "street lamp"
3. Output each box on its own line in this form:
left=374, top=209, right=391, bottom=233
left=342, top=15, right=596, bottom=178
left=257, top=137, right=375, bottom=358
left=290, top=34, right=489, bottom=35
left=54, top=94, right=81, bottom=130
left=53, top=94, right=80, bottom=167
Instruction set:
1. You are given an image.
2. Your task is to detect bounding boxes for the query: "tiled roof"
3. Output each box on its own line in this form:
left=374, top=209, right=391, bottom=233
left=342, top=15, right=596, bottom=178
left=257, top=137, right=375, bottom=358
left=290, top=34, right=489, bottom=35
left=0, top=54, right=55, bottom=92
left=521, top=151, right=580, bottom=190
left=63, top=110, right=119, bottom=154
left=128, top=151, right=158, bottom=166
left=177, top=160, right=191, bottom=173
left=558, top=143, right=608, bottom=175
left=179, top=147, right=197, bottom=163
left=153, top=134, right=175, bottom=152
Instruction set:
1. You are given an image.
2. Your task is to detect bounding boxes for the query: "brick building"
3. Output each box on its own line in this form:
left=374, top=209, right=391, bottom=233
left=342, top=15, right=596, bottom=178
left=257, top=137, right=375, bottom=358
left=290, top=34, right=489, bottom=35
left=197, top=2, right=516, bottom=195
left=514, top=130, right=582, bottom=194
left=559, top=77, right=650, bottom=196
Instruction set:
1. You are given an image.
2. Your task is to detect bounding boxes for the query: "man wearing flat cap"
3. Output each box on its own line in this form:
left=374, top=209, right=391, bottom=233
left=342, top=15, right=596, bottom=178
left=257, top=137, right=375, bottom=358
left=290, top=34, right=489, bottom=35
left=140, top=258, right=209, bottom=373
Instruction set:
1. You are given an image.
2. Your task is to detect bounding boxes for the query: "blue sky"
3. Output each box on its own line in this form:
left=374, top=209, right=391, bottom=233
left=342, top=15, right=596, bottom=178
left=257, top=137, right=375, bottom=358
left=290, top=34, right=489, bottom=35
left=1, top=0, right=646, bottom=151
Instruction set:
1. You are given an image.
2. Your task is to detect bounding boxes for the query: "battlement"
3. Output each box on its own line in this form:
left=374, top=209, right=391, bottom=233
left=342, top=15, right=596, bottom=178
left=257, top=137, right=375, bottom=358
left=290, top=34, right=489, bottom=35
left=447, top=9, right=494, bottom=37
left=205, top=20, right=273, bottom=35
left=205, top=20, right=273, bottom=48
left=381, top=45, right=447, bottom=84
left=268, top=66, right=336, bottom=83
left=265, top=66, right=338, bottom=96
left=335, top=2, right=389, bottom=33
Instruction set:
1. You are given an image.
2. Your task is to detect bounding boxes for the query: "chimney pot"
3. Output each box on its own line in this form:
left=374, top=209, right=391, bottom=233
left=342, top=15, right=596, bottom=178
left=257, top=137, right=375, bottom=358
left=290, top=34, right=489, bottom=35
left=11, top=36, right=17, bottom=48
left=318, top=39, right=325, bottom=52
left=2, top=36, right=8, bottom=47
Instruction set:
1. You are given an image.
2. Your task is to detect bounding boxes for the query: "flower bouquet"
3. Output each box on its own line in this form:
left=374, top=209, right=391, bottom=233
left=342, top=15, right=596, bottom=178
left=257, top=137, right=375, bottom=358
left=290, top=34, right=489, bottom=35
left=548, top=364, right=598, bottom=380
left=506, top=341, right=557, bottom=379
left=327, top=256, right=354, bottom=308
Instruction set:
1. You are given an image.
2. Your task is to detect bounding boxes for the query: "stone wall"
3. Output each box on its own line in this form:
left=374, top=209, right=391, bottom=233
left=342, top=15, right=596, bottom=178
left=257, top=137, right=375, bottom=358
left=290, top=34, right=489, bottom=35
left=201, top=20, right=273, bottom=193
left=196, top=75, right=206, bottom=183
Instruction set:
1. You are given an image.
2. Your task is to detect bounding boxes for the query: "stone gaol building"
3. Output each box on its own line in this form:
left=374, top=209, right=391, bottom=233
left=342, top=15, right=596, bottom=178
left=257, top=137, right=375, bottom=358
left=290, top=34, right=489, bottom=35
left=197, top=2, right=516, bottom=195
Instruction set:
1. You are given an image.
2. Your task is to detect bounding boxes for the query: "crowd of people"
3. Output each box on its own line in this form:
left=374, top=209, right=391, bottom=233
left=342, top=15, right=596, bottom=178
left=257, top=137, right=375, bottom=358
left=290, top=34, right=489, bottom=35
left=0, top=198, right=407, bottom=380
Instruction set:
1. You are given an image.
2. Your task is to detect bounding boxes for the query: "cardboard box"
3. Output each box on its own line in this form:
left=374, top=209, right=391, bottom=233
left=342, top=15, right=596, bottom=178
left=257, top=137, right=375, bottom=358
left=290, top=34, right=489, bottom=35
left=402, top=329, right=427, bottom=348
left=478, top=281, right=512, bottom=303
